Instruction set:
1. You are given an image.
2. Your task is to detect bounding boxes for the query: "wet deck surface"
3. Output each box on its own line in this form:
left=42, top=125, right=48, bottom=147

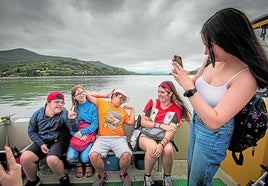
left=23, top=159, right=237, bottom=185
left=25, top=159, right=188, bottom=185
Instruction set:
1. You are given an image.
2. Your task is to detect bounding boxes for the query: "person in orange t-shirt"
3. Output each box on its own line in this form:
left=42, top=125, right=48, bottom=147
left=86, top=89, right=135, bottom=186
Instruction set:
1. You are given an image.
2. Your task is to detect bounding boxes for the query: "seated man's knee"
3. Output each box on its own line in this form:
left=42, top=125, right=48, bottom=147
left=120, top=152, right=131, bottom=162
left=46, top=155, right=61, bottom=167
left=20, top=151, right=38, bottom=165
left=90, top=152, right=102, bottom=162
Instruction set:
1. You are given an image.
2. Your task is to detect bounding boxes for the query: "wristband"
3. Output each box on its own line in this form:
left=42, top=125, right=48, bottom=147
left=183, top=88, right=197, bottom=97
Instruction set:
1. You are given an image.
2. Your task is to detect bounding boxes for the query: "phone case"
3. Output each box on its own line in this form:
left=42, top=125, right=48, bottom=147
left=173, top=55, right=183, bottom=67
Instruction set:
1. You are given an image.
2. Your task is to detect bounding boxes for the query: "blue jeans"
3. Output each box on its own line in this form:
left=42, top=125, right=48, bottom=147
left=66, top=143, right=93, bottom=164
left=187, top=113, right=234, bottom=186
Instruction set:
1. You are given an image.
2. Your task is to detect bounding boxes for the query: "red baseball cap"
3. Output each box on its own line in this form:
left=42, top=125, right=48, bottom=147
left=47, top=91, right=65, bottom=102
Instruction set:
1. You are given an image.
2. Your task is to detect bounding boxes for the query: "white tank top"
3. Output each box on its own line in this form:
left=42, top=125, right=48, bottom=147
left=195, top=68, right=248, bottom=107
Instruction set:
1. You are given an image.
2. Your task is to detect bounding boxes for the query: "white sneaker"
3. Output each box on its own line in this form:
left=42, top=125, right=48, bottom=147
left=162, top=176, right=173, bottom=186
left=144, top=175, right=154, bottom=186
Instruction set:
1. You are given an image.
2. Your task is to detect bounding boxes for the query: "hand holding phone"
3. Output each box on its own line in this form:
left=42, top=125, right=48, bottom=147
left=0, top=146, right=23, bottom=186
left=173, top=55, right=183, bottom=68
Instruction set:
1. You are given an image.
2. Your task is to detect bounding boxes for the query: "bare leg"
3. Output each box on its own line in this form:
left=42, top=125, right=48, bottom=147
left=119, top=152, right=131, bottom=174
left=162, top=142, right=174, bottom=175
left=46, top=155, right=66, bottom=178
left=139, top=136, right=158, bottom=175
left=85, top=163, right=93, bottom=178
left=20, top=151, right=39, bottom=181
left=90, top=152, right=105, bottom=174
left=75, top=162, right=83, bottom=178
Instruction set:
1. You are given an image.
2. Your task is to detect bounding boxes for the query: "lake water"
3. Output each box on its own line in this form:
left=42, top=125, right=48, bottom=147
left=0, top=75, right=191, bottom=119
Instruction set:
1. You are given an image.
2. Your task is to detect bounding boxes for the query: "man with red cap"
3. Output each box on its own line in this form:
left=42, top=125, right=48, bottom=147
left=20, top=91, right=79, bottom=186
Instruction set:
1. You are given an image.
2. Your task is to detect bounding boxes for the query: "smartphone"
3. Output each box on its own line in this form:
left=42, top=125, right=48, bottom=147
left=0, top=151, right=7, bottom=170
left=173, top=55, right=183, bottom=68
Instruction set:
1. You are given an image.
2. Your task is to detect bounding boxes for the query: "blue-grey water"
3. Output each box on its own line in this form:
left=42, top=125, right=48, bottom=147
left=0, top=75, right=190, bottom=119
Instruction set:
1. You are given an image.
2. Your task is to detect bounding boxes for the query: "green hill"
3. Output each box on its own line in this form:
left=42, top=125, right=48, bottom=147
left=0, top=48, right=135, bottom=77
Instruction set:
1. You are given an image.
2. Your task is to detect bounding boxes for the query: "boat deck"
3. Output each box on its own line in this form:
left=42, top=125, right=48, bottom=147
left=24, top=159, right=238, bottom=185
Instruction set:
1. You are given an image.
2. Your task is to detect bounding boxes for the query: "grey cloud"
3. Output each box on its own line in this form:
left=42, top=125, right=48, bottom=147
left=0, top=0, right=267, bottom=72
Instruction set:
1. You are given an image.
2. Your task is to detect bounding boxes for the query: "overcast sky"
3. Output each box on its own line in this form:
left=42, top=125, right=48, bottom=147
left=0, top=0, right=267, bottom=73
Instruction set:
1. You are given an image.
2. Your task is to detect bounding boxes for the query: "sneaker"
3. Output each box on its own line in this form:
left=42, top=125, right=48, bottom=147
left=144, top=175, right=154, bottom=186
left=162, top=175, right=173, bottom=186
left=93, top=174, right=108, bottom=186
left=59, top=174, right=71, bottom=186
left=24, top=176, right=42, bottom=186
left=120, top=173, right=131, bottom=186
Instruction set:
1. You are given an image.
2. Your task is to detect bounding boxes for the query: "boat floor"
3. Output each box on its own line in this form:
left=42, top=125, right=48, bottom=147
left=23, top=159, right=236, bottom=185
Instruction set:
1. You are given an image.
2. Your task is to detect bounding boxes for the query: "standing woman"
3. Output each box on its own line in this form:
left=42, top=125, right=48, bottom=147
left=139, top=81, right=191, bottom=186
left=171, top=8, right=268, bottom=185
left=66, top=85, right=98, bottom=178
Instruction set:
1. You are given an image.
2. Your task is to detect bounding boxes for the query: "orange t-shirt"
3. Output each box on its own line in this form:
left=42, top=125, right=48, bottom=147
left=96, top=99, right=130, bottom=136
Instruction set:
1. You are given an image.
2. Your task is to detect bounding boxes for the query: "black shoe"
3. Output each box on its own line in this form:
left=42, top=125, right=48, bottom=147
left=24, top=176, right=42, bottom=186
left=59, top=174, right=71, bottom=186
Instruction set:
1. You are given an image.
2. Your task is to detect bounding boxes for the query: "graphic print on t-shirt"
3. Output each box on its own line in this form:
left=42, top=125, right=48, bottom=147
left=164, top=112, right=175, bottom=124
left=152, top=109, right=176, bottom=124
left=104, top=108, right=122, bottom=130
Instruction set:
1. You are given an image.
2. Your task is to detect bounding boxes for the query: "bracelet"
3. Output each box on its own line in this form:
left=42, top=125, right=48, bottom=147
left=160, top=142, right=165, bottom=147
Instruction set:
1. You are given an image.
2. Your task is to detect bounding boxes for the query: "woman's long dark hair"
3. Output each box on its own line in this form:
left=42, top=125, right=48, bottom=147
left=201, top=8, right=268, bottom=88
left=160, top=81, right=191, bottom=122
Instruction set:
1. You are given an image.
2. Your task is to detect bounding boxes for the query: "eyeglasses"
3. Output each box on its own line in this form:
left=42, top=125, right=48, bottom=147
left=74, top=91, right=85, bottom=97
